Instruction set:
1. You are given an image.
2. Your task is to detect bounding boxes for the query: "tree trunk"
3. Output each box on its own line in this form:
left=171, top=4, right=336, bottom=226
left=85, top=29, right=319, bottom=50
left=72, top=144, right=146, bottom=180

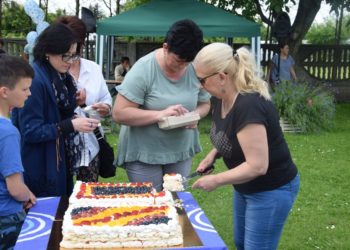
left=44, top=0, right=48, bottom=21
left=76, top=0, right=80, bottom=16
left=116, top=0, right=121, bottom=14
left=336, top=5, right=344, bottom=45
left=289, top=0, right=321, bottom=63
left=0, top=0, right=3, bottom=37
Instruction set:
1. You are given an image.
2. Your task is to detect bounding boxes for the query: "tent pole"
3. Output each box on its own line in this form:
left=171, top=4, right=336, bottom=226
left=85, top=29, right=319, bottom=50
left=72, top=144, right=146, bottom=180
left=96, top=35, right=105, bottom=72
left=257, top=36, right=261, bottom=77
left=251, top=37, right=256, bottom=57
left=110, top=36, right=115, bottom=79
left=85, top=33, right=89, bottom=59
left=95, top=34, right=100, bottom=65
left=226, top=37, right=233, bottom=47
left=251, top=36, right=261, bottom=76
left=104, top=36, right=115, bottom=79
left=106, top=36, right=111, bottom=80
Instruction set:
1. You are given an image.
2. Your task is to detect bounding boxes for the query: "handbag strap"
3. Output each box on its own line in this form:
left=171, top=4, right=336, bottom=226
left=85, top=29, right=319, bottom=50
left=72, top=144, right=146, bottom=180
left=93, top=127, right=103, bottom=141
left=277, top=53, right=280, bottom=80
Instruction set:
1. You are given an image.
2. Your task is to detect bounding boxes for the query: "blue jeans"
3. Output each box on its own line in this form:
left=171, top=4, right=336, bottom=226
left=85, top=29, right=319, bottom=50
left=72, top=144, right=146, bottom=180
left=0, top=210, right=26, bottom=250
left=233, top=174, right=300, bottom=250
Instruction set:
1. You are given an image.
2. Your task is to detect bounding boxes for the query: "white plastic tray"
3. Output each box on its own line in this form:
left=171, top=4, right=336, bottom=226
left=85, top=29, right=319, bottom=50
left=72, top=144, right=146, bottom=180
left=158, top=112, right=200, bottom=130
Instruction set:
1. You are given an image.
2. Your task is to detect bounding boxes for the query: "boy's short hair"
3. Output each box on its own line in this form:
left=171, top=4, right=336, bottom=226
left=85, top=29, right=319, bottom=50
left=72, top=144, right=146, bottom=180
left=0, top=38, right=4, bottom=47
left=0, top=54, right=34, bottom=89
left=165, top=19, right=203, bottom=62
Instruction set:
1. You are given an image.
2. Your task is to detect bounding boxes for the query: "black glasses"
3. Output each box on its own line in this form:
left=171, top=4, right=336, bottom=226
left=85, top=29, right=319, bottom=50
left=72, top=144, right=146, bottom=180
left=61, top=54, right=80, bottom=62
left=197, top=72, right=218, bottom=85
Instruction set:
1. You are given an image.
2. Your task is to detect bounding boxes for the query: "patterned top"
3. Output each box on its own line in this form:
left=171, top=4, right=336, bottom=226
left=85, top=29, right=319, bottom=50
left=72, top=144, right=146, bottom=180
left=210, top=93, right=298, bottom=194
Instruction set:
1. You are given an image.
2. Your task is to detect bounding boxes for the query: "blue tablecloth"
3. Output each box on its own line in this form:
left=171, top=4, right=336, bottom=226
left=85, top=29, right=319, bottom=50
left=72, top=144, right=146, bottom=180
left=15, top=193, right=227, bottom=250
left=14, top=197, right=60, bottom=250
left=175, top=192, right=228, bottom=250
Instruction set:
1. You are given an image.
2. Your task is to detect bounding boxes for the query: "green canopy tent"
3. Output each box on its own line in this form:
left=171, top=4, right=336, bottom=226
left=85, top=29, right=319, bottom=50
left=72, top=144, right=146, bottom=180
left=95, top=0, right=261, bottom=78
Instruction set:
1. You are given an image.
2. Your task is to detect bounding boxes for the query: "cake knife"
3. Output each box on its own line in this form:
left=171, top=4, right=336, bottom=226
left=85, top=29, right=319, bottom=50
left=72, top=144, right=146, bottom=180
left=153, top=165, right=215, bottom=191
left=182, top=165, right=215, bottom=184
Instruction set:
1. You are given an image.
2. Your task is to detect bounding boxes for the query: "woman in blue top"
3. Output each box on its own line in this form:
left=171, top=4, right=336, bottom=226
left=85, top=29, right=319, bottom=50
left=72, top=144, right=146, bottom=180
left=192, top=43, right=299, bottom=250
left=269, top=41, right=298, bottom=88
left=112, top=19, right=211, bottom=191
left=13, top=24, right=99, bottom=197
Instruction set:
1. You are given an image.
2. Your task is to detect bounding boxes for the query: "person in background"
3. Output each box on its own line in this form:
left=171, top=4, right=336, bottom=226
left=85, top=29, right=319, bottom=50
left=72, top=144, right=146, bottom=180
left=12, top=23, right=99, bottom=197
left=112, top=19, right=211, bottom=191
left=268, top=40, right=297, bottom=89
left=56, top=15, right=112, bottom=182
left=0, top=55, right=36, bottom=250
left=0, top=38, right=6, bottom=54
left=114, top=56, right=130, bottom=82
left=192, top=43, right=300, bottom=250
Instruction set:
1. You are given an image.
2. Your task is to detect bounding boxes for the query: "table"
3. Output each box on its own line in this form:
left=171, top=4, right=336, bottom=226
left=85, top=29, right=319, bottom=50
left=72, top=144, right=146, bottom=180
left=105, top=80, right=121, bottom=97
left=15, top=193, right=227, bottom=250
left=105, top=80, right=122, bottom=85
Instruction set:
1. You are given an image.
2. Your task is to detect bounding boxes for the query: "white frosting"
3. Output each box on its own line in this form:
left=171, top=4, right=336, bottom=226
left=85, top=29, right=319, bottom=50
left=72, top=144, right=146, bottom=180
left=63, top=181, right=181, bottom=248
left=60, top=205, right=182, bottom=248
left=69, top=181, right=173, bottom=207
left=163, top=173, right=185, bottom=192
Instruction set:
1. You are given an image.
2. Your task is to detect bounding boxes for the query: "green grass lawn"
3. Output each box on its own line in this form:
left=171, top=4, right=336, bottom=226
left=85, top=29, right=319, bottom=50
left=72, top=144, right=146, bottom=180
left=104, top=104, right=350, bottom=250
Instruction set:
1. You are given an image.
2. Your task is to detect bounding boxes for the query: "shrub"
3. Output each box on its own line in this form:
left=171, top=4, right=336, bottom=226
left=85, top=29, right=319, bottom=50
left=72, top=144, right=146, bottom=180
left=272, top=81, right=336, bottom=133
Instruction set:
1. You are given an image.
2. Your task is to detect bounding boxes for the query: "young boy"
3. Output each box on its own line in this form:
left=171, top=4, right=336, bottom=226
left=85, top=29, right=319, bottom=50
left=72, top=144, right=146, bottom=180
left=0, top=54, right=36, bottom=249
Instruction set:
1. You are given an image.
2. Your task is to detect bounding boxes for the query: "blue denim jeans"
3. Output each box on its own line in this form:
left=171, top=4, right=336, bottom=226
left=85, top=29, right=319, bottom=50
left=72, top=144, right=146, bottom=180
left=0, top=210, right=26, bottom=250
left=233, top=174, right=300, bottom=250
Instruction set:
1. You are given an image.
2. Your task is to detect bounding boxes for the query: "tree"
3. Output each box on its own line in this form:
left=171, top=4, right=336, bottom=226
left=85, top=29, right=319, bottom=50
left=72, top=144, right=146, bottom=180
left=88, top=3, right=106, bottom=20
left=219, top=0, right=350, bottom=59
left=329, top=0, right=350, bottom=44
left=101, top=0, right=113, bottom=16
left=76, top=0, right=80, bottom=16
left=99, top=0, right=122, bottom=16
left=306, top=19, right=337, bottom=44
left=115, top=0, right=122, bottom=14
left=39, top=0, right=49, bottom=21
left=306, top=13, right=350, bottom=44
left=0, top=0, right=10, bottom=37
left=0, top=0, right=3, bottom=37
left=47, top=8, right=67, bottom=23
left=2, top=1, right=33, bottom=37
left=124, top=0, right=149, bottom=11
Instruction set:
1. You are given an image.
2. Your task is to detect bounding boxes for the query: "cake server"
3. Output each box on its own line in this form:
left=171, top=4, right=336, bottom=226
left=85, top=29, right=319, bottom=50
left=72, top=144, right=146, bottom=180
left=182, top=165, right=215, bottom=183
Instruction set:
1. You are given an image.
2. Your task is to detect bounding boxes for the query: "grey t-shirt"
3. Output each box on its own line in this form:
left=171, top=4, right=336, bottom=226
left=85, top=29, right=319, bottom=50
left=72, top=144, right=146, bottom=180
left=271, top=54, right=295, bottom=82
left=116, top=51, right=210, bottom=166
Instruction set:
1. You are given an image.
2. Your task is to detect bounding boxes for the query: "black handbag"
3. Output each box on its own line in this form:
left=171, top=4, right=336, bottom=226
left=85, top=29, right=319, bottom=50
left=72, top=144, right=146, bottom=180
left=94, top=128, right=116, bottom=178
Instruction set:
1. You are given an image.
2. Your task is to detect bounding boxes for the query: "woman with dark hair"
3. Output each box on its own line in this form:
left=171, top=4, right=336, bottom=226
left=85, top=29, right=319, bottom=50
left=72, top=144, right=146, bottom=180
left=112, top=19, right=211, bottom=191
left=12, top=23, right=100, bottom=197
left=55, top=16, right=112, bottom=182
left=268, top=40, right=297, bottom=89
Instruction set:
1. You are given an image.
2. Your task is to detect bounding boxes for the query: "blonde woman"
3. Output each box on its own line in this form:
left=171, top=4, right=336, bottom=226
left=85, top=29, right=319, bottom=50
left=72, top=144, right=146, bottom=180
left=192, top=43, right=299, bottom=250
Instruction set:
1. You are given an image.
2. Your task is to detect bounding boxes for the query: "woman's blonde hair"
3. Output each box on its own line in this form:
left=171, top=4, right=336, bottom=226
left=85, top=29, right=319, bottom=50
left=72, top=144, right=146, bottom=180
left=194, top=42, right=270, bottom=100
